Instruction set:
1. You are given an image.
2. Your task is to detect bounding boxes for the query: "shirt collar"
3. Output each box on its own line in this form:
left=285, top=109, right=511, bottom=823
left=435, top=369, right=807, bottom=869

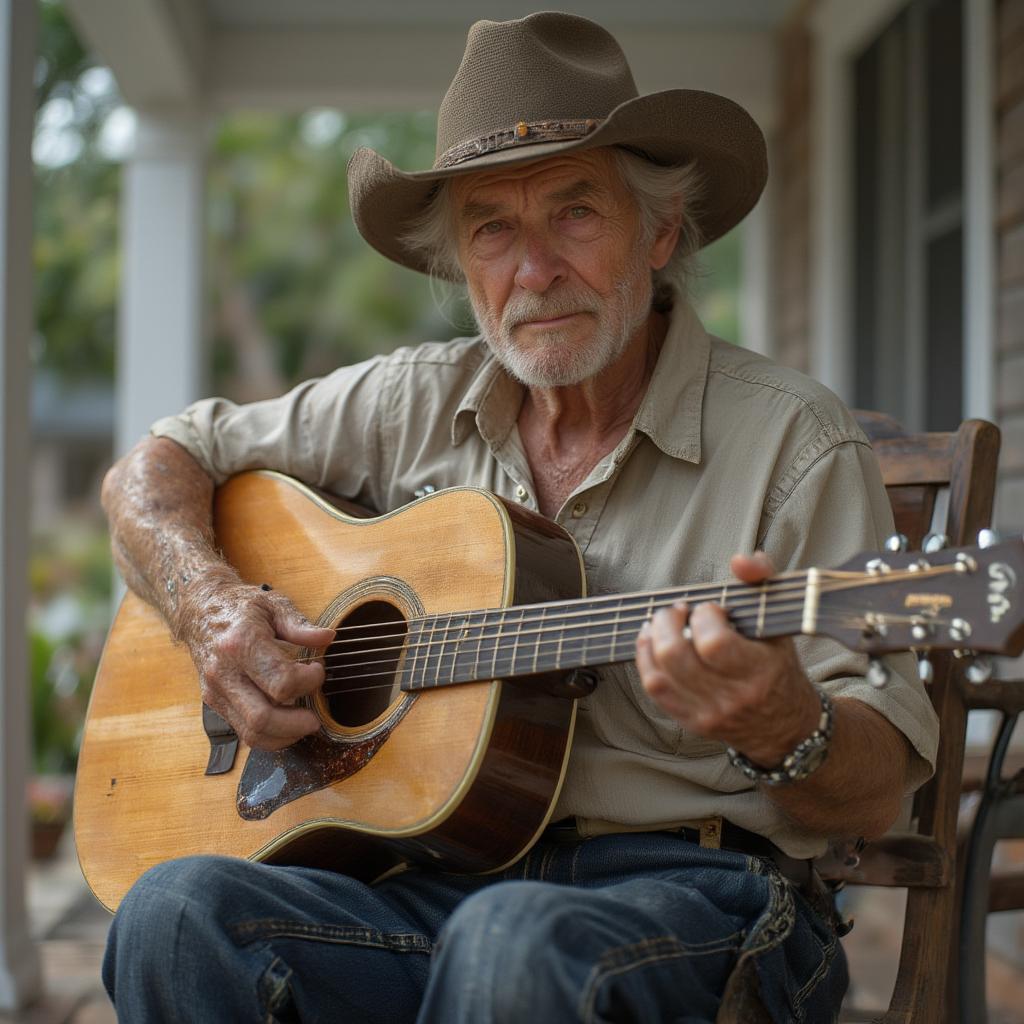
left=450, top=300, right=710, bottom=464
left=451, top=346, right=523, bottom=449
left=632, top=300, right=709, bottom=464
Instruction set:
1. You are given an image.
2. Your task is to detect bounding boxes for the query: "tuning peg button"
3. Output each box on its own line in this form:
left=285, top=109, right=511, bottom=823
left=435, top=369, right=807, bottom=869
left=966, top=656, right=993, bottom=685
left=977, top=529, right=1001, bottom=549
left=917, top=657, right=934, bottom=684
left=923, top=533, right=949, bottom=553
left=950, top=618, right=973, bottom=642
left=884, top=533, right=909, bottom=553
left=867, top=659, right=890, bottom=688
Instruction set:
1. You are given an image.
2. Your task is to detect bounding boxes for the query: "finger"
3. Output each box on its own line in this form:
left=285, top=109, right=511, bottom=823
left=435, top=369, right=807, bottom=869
left=270, top=600, right=336, bottom=649
left=211, top=671, right=321, bottom=750
left=728, top=550, right=776, bottom=584
left=636, top=623, right=693, bottom=720
left=688, top=601, right=786, bottom=679
left=647, top=604, right=706, bottom=689
left=248, top=640, right=326, bottom=705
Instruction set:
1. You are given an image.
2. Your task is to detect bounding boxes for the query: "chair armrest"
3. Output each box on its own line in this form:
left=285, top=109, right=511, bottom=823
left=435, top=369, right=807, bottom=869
left=815, top=833, right=951, bottom=888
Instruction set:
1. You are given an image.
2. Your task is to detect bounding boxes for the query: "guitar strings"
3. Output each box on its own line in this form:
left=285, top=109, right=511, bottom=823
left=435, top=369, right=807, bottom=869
left=306, top=559, right=952, bottom=646
left=312, top=567, right=818, bottom=642
left=312, top=610, right=920, bottom=697
left=294, top=564, right=964, bottom=672
left=318, top=608, right=953, bottom=693
left=314, top=593, right=877, bottom=678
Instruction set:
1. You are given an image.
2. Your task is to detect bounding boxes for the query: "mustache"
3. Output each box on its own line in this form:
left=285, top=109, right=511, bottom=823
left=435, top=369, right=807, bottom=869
left=502, top=290, right=598, bottom=330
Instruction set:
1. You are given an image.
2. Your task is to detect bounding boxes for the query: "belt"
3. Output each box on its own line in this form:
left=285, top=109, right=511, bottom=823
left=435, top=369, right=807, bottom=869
left=544, top=816, right=814, bottom=889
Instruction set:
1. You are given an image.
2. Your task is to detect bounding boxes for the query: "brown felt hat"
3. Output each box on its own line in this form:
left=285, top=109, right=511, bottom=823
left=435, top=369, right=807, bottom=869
left=347, top=11, right=768, bottom=277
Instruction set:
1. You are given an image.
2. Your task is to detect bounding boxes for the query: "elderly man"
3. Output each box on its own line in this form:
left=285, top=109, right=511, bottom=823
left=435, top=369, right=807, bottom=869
left=100, top=12, right=938, bottom=1023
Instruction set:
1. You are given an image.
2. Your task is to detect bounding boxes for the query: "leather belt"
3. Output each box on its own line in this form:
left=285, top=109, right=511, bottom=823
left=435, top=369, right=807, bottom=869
left=544, top=817, right=814, bottom=889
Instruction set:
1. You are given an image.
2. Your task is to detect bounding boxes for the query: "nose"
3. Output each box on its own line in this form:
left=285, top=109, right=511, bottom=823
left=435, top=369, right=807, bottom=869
left=513, top=234, right=566, bottom=294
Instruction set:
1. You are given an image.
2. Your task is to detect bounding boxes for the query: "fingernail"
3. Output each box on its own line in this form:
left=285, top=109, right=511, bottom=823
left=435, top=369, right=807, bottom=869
left=639, top=621, right=651, bottom=638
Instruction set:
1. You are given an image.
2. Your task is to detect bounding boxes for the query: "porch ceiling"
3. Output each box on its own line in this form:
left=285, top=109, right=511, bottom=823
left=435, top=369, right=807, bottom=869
left=65, top=0, right=790, bottom=128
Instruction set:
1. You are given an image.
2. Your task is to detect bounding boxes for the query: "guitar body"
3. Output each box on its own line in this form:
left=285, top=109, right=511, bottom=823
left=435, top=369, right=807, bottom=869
left=75, top=472, right=586, bottom=911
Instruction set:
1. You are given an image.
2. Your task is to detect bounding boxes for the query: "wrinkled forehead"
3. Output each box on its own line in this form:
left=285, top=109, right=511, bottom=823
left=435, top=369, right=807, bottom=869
left=451, top=148, right=628, bottom=212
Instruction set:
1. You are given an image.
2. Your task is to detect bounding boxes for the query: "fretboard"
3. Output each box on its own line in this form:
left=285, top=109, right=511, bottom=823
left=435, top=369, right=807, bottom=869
left=399, top=574, right=812, bottom=692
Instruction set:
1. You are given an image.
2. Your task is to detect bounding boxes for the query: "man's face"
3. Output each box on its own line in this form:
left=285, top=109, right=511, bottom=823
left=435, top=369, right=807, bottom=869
left=452, top=149, right=669, bottom=388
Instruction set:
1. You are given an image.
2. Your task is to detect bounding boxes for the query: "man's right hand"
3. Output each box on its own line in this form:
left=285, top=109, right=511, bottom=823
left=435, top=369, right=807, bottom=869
left=180, top=576, right=337, bottom=750
left=102, top=436, right=337, bottom=752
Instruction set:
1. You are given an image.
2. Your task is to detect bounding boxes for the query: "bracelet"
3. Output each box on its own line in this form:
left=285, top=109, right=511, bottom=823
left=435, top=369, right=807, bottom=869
left=726, top=689, right=834, bottom=786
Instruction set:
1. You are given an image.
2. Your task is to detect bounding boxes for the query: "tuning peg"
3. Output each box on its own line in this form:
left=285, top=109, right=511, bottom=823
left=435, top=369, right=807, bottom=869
left=884, top=533, right=909, bottom=553
left=977, top=529, right=1001, bottom=549
left=867, top=659, right=890, bottom=688
left=965, top=656, right=993, bottom=685
left=923, top=533, right=949, bottom=553
left=917, top=656, right=934, bottom=684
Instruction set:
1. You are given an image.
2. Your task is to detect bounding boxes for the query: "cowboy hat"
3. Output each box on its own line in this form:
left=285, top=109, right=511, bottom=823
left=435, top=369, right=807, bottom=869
left=347, top=11, right=768, bottom=277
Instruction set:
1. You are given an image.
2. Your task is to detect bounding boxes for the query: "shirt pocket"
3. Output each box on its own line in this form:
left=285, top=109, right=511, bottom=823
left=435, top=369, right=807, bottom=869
left=582, top=663, right=725, bottom=759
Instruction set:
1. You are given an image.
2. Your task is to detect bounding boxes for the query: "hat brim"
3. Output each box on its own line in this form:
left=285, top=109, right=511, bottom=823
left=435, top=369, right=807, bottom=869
left=347, top=88, right=767, bottom=278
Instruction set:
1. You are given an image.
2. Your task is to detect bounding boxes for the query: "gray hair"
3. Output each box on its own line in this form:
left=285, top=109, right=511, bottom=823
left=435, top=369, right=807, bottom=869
left=401, top=147, right=704, bottom=311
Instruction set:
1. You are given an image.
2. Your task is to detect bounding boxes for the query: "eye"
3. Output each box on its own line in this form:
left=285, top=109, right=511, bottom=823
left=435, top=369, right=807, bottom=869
left=567, top=205, right=594, bottom=220
left=477, top=220, right=505, bottom=236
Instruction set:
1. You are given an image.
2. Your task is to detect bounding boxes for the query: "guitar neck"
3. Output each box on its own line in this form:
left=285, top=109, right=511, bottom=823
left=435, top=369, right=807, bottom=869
left=400, top=572, right=813, bottom=691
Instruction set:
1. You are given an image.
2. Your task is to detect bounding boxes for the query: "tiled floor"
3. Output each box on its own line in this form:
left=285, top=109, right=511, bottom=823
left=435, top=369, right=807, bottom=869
left=3, top=838, right=1024, bottom=1023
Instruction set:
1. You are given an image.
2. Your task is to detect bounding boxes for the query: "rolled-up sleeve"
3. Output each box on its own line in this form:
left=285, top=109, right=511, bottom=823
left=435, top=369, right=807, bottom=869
left=760, top=439, right=940, bottom=794
left=150, top=356, right=391, bottom=511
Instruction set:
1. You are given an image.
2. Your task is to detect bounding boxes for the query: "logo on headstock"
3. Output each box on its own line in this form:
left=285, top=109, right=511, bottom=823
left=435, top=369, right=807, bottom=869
left=989, top=563, right=1016, bottom=624
left=904, top=594, right=952, bottom=610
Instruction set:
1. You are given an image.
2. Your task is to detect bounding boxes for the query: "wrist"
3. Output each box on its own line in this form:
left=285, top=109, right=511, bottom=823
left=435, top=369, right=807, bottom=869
left=167, top=558, right=244, bottom=648
left=727, top=689, right=834, bottom=787
left=737, top=682, right=823, bottom=768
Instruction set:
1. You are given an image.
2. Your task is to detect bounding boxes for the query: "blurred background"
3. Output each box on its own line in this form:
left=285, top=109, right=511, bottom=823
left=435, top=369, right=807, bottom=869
left=2, top=0, right=1023, bottom=1020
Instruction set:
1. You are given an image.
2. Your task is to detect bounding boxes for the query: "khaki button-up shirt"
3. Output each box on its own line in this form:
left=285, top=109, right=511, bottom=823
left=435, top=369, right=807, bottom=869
left=152, top=302, right=939, bottom=859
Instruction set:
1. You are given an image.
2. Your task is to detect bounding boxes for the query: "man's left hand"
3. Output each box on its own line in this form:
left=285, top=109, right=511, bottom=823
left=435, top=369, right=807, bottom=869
left=635, top=552, right=822, bottom=769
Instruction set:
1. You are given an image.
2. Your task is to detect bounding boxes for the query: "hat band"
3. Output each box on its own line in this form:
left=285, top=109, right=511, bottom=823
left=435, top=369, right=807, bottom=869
left=435, top=117, right=600, bottom=170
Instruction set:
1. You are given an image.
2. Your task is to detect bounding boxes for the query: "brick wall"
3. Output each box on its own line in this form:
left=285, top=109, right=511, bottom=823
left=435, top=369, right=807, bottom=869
left=770, top=5, right=814, bottom=375
left=996, top=0, right=1024, bottom=536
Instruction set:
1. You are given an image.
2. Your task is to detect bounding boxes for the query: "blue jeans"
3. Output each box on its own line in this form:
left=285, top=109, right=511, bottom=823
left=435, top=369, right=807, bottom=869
left=103, top=833, right=847, bottom=1023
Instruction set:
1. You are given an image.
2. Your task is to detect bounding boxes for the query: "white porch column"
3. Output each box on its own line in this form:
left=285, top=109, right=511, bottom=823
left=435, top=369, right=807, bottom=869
left=117, top=107, right=206, bottom=457
left=0, top=0, right=42, bottom=1010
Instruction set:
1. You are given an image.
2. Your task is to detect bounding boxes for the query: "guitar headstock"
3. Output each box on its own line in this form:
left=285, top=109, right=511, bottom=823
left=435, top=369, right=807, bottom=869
left=814, top=537, right=1024, bottom=661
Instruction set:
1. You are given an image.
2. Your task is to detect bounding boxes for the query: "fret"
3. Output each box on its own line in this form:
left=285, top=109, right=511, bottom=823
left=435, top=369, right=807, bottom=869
left=469, top=612, right=484, bottom=683
left=443, top=613, right=471, bottom=686
left=606, top=598, right=630, bottom=659
left=556, top=606, right=566, bottom=672
left=532, top=607, right=545, bottom=674
left=490, top=610, right=503, bottom=679
left=756, top=583, right=767, bottom=638
left=424, top=614, right=442, bottom=687
left=509, top=607, right=523, bottom=678
left=720, top=582, right=729, bottom=615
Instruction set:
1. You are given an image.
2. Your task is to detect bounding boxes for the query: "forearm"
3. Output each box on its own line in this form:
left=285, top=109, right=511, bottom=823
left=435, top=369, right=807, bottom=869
left=763, top=697, right=911, bottom=839
left=102, top=436, right=239, bottom=641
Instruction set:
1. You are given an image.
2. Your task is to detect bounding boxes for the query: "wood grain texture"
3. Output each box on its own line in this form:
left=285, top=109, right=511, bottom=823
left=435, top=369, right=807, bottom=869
left=74, top=474, right=584, bottom=910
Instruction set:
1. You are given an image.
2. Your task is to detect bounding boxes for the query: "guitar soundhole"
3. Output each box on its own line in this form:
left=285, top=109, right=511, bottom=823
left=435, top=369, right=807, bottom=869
left=322, top=600, right=408, bottom=728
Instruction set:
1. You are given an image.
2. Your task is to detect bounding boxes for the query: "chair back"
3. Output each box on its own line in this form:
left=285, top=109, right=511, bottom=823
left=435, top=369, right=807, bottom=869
left=827, top=412, right=1000, bottom=1024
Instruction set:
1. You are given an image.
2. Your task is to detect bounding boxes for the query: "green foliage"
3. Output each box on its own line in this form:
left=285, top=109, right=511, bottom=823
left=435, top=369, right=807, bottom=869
left=34, top=0, right=122, bottom=382
left=694, top=227, right=743, bottom=345
left=34, top=0, right=743, bottom=395
left=29, top=523, right=112, bottom=773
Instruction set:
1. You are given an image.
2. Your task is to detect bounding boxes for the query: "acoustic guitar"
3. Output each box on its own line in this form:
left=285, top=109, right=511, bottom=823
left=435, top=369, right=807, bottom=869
left=74, top=471, right=1024, bottom=911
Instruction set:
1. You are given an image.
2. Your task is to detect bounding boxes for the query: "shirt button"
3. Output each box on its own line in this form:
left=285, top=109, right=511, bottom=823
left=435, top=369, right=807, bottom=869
left=515, top=485, right=528, bottom=501
left=570, top=501, right=587, bottom=518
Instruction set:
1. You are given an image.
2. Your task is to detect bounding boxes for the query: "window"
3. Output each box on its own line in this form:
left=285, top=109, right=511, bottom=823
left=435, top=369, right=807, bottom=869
left=853, top=0, right=964, bottom=431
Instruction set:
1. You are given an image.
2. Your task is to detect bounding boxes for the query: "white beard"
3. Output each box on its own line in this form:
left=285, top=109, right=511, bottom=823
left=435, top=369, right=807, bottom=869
left=470, top=249, right=653, bottom=388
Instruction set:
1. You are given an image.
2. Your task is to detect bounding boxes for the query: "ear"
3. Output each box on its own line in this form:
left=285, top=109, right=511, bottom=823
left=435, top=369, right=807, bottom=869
left=648, top=219, right=681, bottom=271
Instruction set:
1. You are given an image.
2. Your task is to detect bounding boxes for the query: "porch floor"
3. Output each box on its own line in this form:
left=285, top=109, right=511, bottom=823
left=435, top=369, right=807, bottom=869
left=3, top=835, right=1024, bottom=1023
